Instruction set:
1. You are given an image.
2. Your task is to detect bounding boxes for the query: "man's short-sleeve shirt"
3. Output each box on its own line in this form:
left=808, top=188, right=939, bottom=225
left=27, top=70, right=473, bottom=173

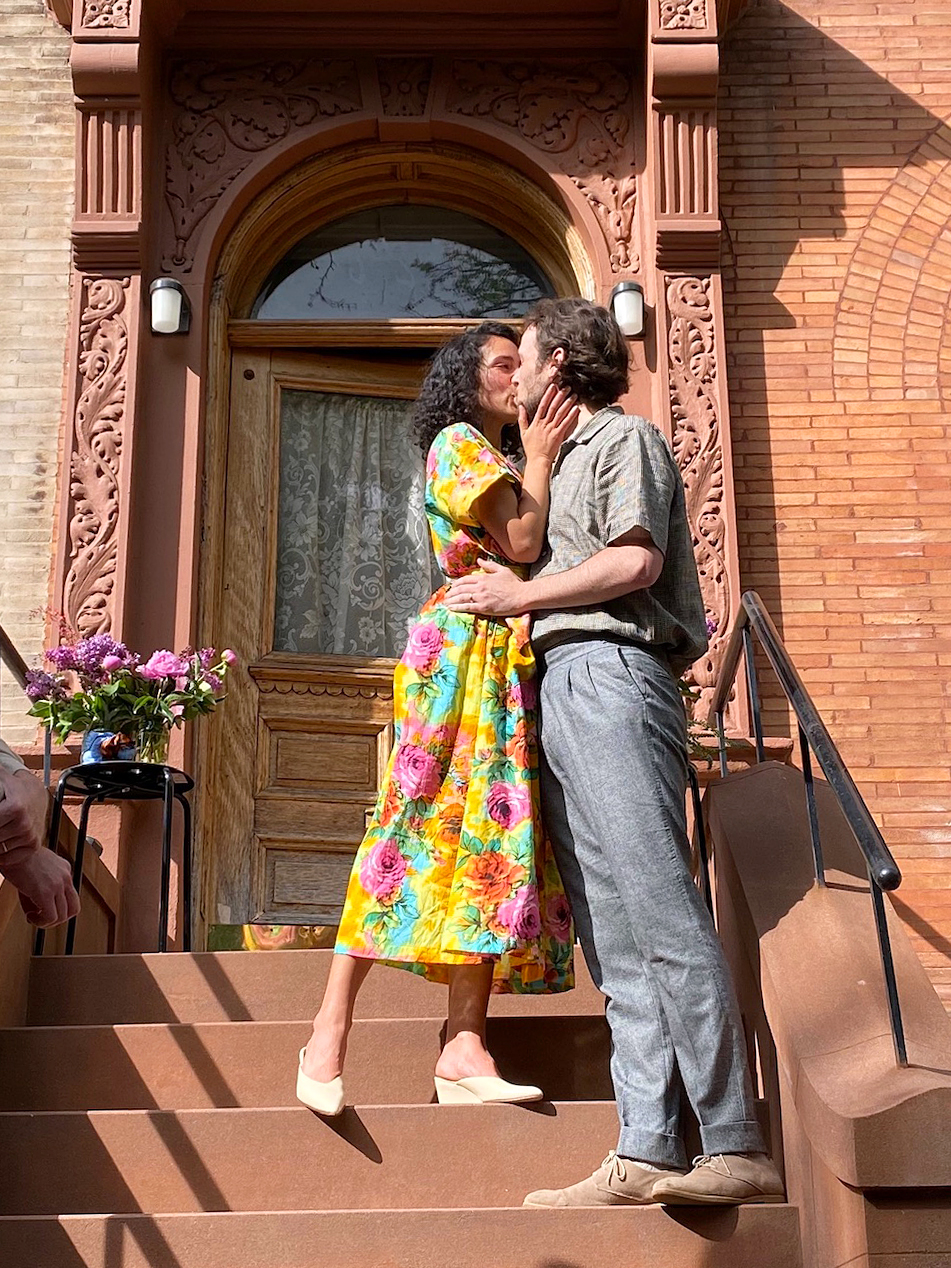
left=530, top=405, right=708, bottom=675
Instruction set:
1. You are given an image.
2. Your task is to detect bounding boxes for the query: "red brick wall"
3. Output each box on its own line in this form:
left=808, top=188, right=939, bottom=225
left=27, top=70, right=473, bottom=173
left=720, top=0, right=951, bottom=1004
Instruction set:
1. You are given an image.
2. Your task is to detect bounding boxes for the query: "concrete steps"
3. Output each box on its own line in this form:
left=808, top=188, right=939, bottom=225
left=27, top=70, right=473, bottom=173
left=26, top=949, right=603, bottom=1025
left=5, top=947, right=802, bottom=1268
left=0, top=1207, right=804, bottom=1268
left=0, top=1015, right=613, bottom=1109
left=0, top=1102, right=620, bottom=1214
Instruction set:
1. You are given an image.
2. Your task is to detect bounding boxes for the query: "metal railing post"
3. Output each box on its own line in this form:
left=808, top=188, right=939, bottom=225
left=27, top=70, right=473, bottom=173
left=798, top=723, right=825, bottom=887
left=869, top=869, right=908, bottom=1067
left=715, top=710, right=729, bottom=779
left=742, top=625, right=766, bottom=764
left=687, top=764, right=714, bottom=917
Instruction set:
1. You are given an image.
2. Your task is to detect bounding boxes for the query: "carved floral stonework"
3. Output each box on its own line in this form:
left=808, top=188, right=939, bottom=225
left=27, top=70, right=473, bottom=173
left=81, top=0, right=130, bottom=26
left=63, top=278, right=128, bottom=637
left=660, top=0, right=707, bottom=29
left=164, top=61, right=363, bottom=272
left=666, top=275, right=729, bottom=713
left=378, top=59, right=432, bottom=116
left=446, top=61, right=638, bottom=272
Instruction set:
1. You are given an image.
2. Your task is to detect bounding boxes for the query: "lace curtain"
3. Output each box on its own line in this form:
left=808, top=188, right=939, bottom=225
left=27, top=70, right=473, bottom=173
left=274, top=389, right=442, bottom=658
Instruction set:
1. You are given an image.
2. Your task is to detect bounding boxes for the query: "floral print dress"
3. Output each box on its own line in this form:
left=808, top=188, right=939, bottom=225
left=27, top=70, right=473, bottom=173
left=334, top=421, right=574, bottom=993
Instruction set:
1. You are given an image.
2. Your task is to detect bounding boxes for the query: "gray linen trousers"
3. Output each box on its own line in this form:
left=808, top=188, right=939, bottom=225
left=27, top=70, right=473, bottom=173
left=538, top=637, right=765, bottom=1171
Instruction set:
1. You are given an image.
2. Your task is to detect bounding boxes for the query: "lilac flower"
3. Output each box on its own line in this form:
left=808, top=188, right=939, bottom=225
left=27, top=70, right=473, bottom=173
left=25, top=669, right=67, bottom=703
left=198, top=647, right=216, bottom=669
left=705, top=616, right=717, bottom=637
left=45, top=644, right=77, bottom=671
left=203, top=672, right=223, bottom=693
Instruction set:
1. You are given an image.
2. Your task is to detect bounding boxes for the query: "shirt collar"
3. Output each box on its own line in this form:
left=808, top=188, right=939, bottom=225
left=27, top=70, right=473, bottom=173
left=563, top=404, right=623, bottom=447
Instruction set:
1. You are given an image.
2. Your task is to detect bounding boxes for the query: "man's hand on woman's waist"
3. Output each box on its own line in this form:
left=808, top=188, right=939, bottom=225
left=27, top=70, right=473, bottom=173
left=444, top=536, right=664, bottom=618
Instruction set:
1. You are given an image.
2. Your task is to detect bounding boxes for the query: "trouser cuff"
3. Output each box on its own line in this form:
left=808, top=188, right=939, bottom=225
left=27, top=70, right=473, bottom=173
left=698, top=1119, right=766, bottom=1157
left=617, top=1126, right=688, bottom=1172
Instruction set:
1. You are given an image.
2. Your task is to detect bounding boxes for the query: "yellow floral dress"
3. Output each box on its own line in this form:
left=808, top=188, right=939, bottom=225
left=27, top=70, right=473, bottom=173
left=334, top=421, right=574, bottom=993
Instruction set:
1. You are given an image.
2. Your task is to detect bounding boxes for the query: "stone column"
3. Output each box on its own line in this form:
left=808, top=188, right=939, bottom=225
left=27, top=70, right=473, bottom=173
left=647, top=0, right=746, bottom=727
left=52, top=1, right=144, bottom=641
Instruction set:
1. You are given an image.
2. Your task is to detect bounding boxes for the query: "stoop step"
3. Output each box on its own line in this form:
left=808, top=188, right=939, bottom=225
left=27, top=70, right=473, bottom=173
left=27, top=950, right=602, bottom=1026
left=0, top=1015, right=613, bottom=1110
left=1, top=1102, right=621, bottom=1215
left=0, top=1206, right=803, bottom=1268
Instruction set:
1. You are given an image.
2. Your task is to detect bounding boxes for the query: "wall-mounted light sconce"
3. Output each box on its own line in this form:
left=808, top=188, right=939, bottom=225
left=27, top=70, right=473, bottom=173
left=149, top=278, right=191, bottom=335
left=609, top=281, right=646, bottom=339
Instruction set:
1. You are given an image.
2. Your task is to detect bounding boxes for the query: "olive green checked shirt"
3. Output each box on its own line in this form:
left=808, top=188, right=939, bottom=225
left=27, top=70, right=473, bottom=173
left=530, top=405, right=708, bottom=676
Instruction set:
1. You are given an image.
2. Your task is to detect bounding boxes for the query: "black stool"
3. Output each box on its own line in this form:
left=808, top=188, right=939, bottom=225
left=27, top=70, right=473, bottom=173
left=41, top=761, right=194, bottom=955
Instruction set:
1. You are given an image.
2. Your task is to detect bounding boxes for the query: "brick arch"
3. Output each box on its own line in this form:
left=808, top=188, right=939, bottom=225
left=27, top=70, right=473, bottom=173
left=833, top=123, right=951, bottom=402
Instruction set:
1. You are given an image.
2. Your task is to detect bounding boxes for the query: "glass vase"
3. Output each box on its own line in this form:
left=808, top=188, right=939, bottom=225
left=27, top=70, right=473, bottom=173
left=137, top=728, right=171, bottom=765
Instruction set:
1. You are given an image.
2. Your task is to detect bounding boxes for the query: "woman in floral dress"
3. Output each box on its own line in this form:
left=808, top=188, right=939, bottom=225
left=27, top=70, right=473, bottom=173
left=297, top=322, right=577, bottom=1113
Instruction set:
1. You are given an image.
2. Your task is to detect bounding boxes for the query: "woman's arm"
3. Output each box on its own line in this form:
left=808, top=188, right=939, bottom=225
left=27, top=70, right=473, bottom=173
left=471, top=386, right=578, bottom=564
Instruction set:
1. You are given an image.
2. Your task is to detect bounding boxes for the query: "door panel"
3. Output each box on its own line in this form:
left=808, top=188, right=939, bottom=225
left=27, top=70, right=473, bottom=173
left=209, top=350, right=425, bottom=926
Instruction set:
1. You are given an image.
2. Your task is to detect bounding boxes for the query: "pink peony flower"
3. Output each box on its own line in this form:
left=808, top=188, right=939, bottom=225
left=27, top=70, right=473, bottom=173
left=101, top=655, right=123, bottom=671
left=496, top=884, right=541, bottom=940
left=222, top=648, right=237, bottom=665
left=403, top=621, right=443, bottom=671
left=360, top=840, right=408, bottom=901
left=544, top=892, right=573, bottom=941
left=486, top=781, right=532, bottom=829
left=392, top=744, right=443, bottom=801
left=141, top=650, right=190, bottom=680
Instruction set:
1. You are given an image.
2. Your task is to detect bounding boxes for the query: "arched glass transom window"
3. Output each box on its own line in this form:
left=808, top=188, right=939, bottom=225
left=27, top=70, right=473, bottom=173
left=252, top=205, right=556, bottom=320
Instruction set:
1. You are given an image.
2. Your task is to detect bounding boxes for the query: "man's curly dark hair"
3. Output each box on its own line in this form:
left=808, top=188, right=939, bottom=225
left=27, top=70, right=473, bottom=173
left=525, top=297, right=629, bottom=409
left=411, top=321, right=520, bottom=458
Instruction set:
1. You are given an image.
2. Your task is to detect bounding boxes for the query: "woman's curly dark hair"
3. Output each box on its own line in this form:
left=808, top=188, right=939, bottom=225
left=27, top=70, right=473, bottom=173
left=411, top=321, right=521, bottom=458
left=525, top=297, right=629, bottom=409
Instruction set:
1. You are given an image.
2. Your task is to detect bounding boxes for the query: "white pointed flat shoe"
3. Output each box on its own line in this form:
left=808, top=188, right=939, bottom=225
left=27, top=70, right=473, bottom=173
left=296, top=1047, right=345, bottom=1116
left=434, top=1075, right=544, bottom=1105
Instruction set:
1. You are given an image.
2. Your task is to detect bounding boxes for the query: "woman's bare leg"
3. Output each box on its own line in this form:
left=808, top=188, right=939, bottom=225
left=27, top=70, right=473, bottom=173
left=301, top=952, right=373, bottom=1081
left=434, top=960, right=500, bottom=1080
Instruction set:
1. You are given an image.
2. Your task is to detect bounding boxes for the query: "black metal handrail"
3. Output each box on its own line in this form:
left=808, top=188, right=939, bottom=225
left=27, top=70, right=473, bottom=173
left=706, top=590, right=907, bottom=1066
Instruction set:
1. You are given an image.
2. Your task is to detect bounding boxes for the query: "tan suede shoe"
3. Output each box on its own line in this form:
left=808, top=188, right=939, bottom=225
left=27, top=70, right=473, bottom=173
left=651, top=1153, right=785, bottom=1206
left=523, top=1152, right=685, bottom=1208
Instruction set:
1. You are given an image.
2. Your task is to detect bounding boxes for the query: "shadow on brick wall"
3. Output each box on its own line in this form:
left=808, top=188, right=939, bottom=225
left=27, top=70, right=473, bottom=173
left=719, top=0, right=950, bottom=711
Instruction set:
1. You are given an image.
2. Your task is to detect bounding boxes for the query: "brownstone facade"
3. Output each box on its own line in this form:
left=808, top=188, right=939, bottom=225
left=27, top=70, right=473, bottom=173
left=720, top=0, right=951, bottom=1007
left=1, top=0, right=949, bottom=986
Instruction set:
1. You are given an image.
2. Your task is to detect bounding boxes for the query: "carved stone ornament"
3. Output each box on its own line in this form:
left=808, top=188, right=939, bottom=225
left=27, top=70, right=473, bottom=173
left=81, top=0, right=130, bottom=26
left=660, top=0, right=707, bottom=29
left=257, top=680, right=392, bottom=700
left=446, top=61, right=638, bottom=272
left=378, top=58, right=432, bottom=117
left=666, top=275, right=729, bottom=712
left=63, top=278, right=129, bottom=637
left=164, top=61, right=363, bottom=272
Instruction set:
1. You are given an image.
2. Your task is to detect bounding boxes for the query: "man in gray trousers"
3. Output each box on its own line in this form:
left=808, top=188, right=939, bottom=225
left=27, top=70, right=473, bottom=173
left=445, top=298, right=783, bottom=1207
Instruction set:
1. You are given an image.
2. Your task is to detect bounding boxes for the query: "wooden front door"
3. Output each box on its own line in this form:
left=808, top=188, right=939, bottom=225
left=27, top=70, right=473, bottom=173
left=208, top=349, right=429, bottom=926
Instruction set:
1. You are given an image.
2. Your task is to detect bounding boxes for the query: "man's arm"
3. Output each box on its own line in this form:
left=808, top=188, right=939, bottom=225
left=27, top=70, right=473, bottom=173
left=444, top=528, right=664, bottom=617
left=0, top=739, right=80, bottom=927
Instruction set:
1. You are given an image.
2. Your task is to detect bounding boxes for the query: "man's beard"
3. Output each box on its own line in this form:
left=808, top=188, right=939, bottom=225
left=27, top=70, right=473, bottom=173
left=520, top=381, right=547, bottom=419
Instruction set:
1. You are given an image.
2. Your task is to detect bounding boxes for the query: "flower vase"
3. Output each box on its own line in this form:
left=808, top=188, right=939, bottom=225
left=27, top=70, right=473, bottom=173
left=137, top=728, right=171, bottom=766
left=81, top=729, right=137, bottom=764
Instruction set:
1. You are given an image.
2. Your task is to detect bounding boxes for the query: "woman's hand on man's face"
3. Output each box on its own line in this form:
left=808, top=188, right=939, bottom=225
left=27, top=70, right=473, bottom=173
left=518, top=384, right=579, bottom=464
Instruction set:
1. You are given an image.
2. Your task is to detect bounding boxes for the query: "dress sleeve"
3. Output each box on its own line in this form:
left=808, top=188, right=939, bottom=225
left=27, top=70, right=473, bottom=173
left=429, top=425, right=517, bottom=528
left=594, top=423, right=676, bottom=556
